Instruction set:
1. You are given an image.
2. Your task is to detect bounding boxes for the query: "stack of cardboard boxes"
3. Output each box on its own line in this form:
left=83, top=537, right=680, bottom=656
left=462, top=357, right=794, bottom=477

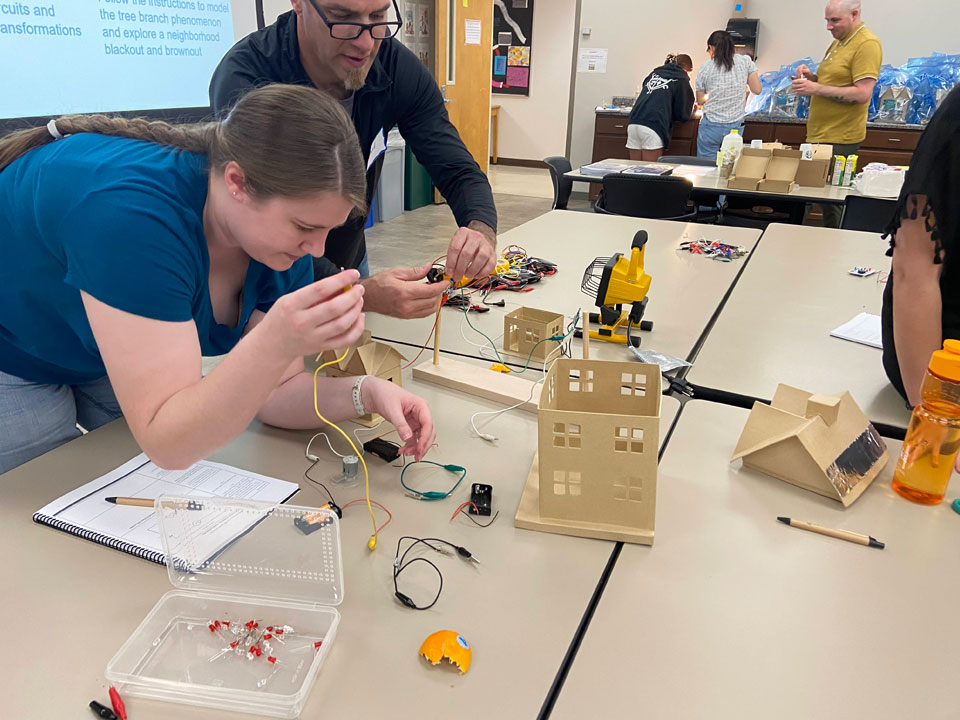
left=728, top=143, right=834, bottom=192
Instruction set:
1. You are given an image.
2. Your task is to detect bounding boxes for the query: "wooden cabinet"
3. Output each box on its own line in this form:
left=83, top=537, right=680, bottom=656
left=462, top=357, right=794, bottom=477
left=590, top=114, right=697, bottom=198
left=592, top=113, right=924, bottom=168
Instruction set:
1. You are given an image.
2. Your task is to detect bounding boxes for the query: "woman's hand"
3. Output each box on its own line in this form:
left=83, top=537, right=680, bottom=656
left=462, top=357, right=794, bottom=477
left=361, top=377, right=436, bottom=461
left=262, top=269, right=365, bottom=359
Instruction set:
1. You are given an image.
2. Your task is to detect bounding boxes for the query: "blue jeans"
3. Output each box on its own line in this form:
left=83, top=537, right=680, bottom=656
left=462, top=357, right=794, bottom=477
left=357, top=252, right=370, bottom=278
left=0, top=371, right=123, bottom=475
left=697, top=117, right=745, bottom=159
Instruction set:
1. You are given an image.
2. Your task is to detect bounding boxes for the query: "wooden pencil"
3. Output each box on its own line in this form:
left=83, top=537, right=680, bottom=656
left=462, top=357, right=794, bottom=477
left=777, top=516, right=884, bottom=549
left=104, top=496, right=155, bottom=508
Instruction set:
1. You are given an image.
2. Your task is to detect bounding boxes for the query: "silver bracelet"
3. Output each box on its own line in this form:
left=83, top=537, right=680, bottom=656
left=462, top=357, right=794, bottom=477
left=352, top=375, right=369, bottom=416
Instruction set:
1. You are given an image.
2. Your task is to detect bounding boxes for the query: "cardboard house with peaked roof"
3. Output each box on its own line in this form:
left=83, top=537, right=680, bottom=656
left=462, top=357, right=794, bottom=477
left=731, top=384, right=889, bottom=506
left=320, top=331, right=406, bottom=426
left=521, top=358, right=661, bottom=545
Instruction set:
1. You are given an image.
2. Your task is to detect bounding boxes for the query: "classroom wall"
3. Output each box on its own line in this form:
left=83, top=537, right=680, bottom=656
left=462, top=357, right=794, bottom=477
left=568, top=0, right=960, bottom=170
left=493, top=0, right=578, bottom=162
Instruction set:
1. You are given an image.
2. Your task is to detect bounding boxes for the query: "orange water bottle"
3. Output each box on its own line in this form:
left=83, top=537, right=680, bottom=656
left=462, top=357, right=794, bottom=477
left=892, top=340, right=960, bottom=504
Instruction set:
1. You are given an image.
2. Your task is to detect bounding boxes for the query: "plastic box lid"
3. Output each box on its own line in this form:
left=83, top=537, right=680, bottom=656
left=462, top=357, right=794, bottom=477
left=156, top=496, right=344, bottom=607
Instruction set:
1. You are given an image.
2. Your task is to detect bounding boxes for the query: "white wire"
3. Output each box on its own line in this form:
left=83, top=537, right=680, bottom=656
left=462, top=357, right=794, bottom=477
left=306, top=431, right=344, bottom=461
left=305, top=419, right=388, bottom=461
left=469, top=341, right=564, bottom=442
left=459, top=311, right=500, bottom=359
left=467, top=307, right=579, bottom=441
left=353, top=419, right=385, bottom=447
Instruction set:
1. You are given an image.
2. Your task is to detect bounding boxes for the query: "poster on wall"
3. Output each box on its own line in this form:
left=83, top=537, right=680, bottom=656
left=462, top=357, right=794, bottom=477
left=404, top=3, right=416, bottom=37
left=491, top=0, right=533, bottom=96
left=417, top=43, right=431, bottom=69
left=417, top=4, right=430, bottom=38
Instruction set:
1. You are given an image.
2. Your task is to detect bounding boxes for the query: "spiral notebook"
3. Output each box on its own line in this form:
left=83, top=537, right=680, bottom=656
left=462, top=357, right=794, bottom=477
left=32, top=453, right=299, bottom=566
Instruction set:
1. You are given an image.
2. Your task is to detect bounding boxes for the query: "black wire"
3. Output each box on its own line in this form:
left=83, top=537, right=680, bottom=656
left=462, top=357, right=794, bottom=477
left=393, top=558, right=443, bottom=610
left=393, top=536, right=450, bottom=610
left=458, top=509, right=500, bottom=527
left=303, top=460, right=337, bottom=506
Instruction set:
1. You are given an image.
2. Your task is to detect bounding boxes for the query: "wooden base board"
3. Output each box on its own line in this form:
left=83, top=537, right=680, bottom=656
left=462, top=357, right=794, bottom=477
left=514, top=453, right=655, bottom=545
left=412, top=358, right=541, bottom=413
left=353, top=412, right=383, bottom=428
left=498, top=344, right=556, bottom=365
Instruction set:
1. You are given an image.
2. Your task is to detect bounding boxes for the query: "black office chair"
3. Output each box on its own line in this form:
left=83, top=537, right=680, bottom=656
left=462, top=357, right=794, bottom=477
left=595, top=173, right=697, bottom=221
left=658, top=155, right=716, bottom=167
left=543, top=156, right=574, bottom=210
left=656, top=155, right=723, bottom=222
left=840, top=194, right=898, bottom=232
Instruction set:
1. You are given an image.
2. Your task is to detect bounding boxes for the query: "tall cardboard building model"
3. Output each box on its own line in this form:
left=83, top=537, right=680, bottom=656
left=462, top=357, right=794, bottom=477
left=515, top=359, right=661, bottom=545
left=731, top=384, right=889, bottom=506
left=320, top=331, right=406, bottom=426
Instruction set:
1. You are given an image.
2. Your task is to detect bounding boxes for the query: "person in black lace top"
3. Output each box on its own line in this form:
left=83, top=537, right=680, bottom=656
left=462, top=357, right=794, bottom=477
left=881, top=84, right=960, bottom=405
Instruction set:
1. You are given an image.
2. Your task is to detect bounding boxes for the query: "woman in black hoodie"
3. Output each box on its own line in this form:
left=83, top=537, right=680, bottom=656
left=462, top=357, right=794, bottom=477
left=626, top=53, right=695, bottom=161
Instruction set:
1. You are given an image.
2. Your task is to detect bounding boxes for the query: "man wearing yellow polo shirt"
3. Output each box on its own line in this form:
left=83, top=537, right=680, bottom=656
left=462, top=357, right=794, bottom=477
left=792, top=0, right=882, bottom=227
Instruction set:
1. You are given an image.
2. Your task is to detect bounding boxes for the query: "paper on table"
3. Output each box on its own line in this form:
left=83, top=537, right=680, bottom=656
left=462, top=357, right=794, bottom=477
left=33, top=454, right=299, bottom=561
left=830, top=312, right=883, bottom=349
left=673, top=164, right=718, bottom=177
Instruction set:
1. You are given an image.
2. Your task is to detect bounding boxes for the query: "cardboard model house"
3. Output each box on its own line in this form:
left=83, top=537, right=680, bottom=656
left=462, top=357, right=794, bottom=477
left=731, top=384, right=889, bottom=506
left=515, top=359, right=661, bottom=545
left=502, top=307, right=565, bottom=361
left=320, top=331, right=406, bottom=426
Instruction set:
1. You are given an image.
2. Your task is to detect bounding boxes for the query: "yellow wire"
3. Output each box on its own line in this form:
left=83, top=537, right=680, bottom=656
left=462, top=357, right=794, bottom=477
left=313, top=349, right=378, bottom=550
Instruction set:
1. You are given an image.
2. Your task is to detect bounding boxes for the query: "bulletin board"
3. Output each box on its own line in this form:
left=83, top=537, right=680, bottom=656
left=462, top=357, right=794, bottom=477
left=492, top=0, right=533, bottom=96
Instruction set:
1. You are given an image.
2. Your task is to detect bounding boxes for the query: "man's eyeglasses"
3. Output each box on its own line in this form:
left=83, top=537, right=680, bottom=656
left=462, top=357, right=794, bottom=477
left=306, top=0, right=403, bottom=40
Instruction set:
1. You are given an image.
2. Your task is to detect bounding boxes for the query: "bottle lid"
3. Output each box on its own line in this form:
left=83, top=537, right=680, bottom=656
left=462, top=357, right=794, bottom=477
left=730, top=129, right=739, bottom=134
left=929, top=339, right=960, bottom=382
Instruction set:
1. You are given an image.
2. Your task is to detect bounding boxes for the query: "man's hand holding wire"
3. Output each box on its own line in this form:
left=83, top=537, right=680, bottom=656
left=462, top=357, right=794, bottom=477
left=360, top=263, right=447, bottom=319
left=446, top=224, right=497, bottom=282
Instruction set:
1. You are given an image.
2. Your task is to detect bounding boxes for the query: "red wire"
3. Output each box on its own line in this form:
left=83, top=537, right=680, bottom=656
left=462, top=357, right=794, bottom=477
left=341, top=498, right=393, bottom=535
left=450, top=501, right=478, bottom=521
left=401, top=295, right=444, bottom=370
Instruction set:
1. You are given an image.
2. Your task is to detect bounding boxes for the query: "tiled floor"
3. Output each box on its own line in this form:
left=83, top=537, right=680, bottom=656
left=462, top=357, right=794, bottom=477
left=366, top=192, right=552, bottom=273
left=366, top=165, right=590, bottom=272
left=488, top=164, right=555, bottom=199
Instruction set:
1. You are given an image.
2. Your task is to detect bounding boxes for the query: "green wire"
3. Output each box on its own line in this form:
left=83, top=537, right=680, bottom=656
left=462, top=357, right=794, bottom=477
left=510, top=307, right=580, bottom=375
left=456, top=287, right=579, bottom=374
left=400, top=460, right=468, bottom=501
left=458, top=288, right=503, bottom=363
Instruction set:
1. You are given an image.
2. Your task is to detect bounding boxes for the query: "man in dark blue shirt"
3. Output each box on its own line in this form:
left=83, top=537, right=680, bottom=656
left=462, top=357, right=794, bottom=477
left=210, top=0, right=498, bottom=319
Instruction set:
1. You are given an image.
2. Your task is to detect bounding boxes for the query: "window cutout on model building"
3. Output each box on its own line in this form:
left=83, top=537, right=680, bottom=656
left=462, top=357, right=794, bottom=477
left=613, top=476, right=643, bottom=502
left=614, top=426, right=629, bottom=453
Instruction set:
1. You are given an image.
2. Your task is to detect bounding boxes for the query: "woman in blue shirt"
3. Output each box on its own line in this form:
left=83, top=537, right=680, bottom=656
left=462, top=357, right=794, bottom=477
left=0, top=84, right=435, bottom=474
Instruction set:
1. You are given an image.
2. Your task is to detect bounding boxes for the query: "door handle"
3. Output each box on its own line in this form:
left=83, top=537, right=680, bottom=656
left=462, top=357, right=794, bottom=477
left=441, top=86, right=453, bottom=104
left=887, top=138, right=901, bottom=142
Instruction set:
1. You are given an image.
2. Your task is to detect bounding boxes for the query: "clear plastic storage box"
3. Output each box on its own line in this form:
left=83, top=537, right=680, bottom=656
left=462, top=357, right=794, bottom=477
left=106, top=496, right=344, bottom=718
